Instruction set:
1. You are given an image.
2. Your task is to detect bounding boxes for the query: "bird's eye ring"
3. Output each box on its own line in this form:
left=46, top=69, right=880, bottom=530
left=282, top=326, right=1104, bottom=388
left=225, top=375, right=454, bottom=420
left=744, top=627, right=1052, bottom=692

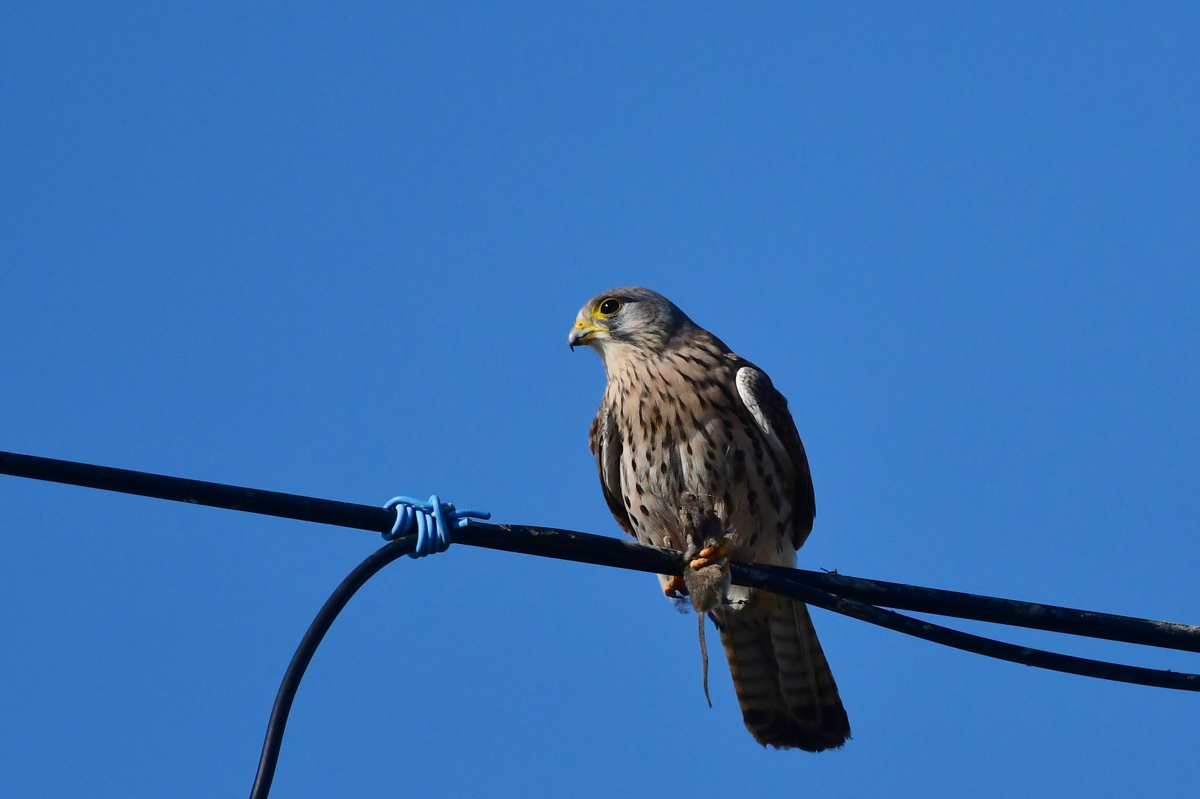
left=597, top=298, right=622, bottom=316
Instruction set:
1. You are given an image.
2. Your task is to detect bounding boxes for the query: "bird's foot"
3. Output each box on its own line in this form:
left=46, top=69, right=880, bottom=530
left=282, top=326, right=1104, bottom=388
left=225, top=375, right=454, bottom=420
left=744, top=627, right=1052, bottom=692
left=684, top=535, right=733, bottom=615
left=663, top=574, right=688, bottom=599
left=688, top=536, right=733, bottom=571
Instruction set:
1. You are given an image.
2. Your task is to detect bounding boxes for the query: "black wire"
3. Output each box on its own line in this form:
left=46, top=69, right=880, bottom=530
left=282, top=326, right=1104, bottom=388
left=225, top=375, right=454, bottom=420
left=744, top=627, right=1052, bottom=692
left=459, top=525, right=1200, bottom=655
left=241, top=535, right=1199, bottom=799
left=2, top=450, right=1199, bottom=794
left=0, top=449, right=389, bottom=532
left=734, top=565, right=1200, bottom=691
left=249, top=536, right=416, bottom=799
left=2, top=448, right=1198, bottom=655
left=3, top=450, right=1195, bottom=653
left=765, top=565, right=1200, bottom=653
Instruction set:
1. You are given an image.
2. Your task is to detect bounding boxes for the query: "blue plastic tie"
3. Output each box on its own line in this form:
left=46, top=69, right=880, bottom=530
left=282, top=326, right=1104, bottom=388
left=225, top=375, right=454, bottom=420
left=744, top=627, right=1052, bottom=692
left=382, top=494, right=490, bottom=558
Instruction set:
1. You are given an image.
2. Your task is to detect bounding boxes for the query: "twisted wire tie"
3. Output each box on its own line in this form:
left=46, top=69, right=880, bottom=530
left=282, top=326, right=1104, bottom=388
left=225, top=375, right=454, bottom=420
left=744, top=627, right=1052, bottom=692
left=382, top=495, right=490, bottom=558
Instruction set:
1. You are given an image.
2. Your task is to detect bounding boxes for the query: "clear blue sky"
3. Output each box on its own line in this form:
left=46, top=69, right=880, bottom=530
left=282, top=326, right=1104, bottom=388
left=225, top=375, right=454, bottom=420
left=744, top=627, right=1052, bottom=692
left=2, top=3, right=1198, bottom=797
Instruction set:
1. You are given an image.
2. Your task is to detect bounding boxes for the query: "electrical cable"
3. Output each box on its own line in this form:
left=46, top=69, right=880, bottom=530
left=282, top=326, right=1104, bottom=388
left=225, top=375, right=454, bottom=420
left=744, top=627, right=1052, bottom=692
left=249, top=536, right=416, bottom=799
left=0, top=450, right=1197, bottom=797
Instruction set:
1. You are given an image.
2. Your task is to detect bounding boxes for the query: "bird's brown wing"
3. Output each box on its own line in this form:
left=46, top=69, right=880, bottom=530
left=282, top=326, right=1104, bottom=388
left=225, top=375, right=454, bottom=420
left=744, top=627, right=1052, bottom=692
left=734, top=363, right=816, bottom=549
left=729, top=362, right=848, bottom=751
left=589, top=402, right=634, bottom=537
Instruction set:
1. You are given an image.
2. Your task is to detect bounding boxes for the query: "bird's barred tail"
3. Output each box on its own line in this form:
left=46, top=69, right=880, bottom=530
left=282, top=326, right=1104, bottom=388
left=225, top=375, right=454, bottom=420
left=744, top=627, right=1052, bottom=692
left=715, top=594, right=850, bottom=751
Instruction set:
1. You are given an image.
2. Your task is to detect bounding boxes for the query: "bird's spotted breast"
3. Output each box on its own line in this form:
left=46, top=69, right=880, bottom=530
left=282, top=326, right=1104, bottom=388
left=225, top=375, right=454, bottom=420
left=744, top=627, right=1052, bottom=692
left=602, top=349, right=796, bottom=568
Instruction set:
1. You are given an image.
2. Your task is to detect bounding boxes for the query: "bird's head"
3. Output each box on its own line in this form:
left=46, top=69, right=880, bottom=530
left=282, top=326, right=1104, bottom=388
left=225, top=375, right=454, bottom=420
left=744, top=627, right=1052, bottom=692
left=568, top=287, right=694, bottom=359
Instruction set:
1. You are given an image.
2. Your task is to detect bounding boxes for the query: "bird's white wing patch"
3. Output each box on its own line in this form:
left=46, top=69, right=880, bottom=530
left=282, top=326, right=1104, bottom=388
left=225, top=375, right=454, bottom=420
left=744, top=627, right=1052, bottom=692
left=736, top=366, right=787, bottom=457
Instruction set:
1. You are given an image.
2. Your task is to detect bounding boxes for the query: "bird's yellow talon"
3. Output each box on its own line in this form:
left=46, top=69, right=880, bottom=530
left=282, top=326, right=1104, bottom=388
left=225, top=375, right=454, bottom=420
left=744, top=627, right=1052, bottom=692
left=689, top=536, right=734, bottom=570
left=664, top=574, right=687, bottom=597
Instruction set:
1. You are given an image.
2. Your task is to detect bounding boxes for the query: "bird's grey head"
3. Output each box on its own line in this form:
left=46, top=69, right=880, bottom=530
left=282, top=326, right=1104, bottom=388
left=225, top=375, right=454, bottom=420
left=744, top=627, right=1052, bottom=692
left=568, top=287, right=695, bottom=359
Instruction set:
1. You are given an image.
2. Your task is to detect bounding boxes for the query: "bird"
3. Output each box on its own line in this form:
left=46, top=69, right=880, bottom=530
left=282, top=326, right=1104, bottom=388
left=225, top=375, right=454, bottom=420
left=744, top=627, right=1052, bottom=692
left=569, top=287, right=849, bottom=751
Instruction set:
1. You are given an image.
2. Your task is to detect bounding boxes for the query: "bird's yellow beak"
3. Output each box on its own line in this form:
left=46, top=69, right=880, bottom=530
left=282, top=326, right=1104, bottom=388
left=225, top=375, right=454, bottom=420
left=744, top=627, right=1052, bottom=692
left=569, top=318, right=605, bottom=350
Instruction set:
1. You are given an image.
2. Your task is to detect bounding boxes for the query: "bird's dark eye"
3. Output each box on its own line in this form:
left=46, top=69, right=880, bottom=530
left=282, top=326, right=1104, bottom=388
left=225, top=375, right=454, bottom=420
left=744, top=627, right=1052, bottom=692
left=598, top=298, right=622, bottom=316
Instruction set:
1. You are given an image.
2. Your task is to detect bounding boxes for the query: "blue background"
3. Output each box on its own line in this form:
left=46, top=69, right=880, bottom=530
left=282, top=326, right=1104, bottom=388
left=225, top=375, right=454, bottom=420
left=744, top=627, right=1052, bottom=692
left=2, top=3, right=1198, bottom=797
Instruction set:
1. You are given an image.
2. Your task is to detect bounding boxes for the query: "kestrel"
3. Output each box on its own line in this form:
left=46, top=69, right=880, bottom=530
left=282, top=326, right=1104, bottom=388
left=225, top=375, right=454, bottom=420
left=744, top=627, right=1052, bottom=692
left=570, top=287, right=849, bottom=751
